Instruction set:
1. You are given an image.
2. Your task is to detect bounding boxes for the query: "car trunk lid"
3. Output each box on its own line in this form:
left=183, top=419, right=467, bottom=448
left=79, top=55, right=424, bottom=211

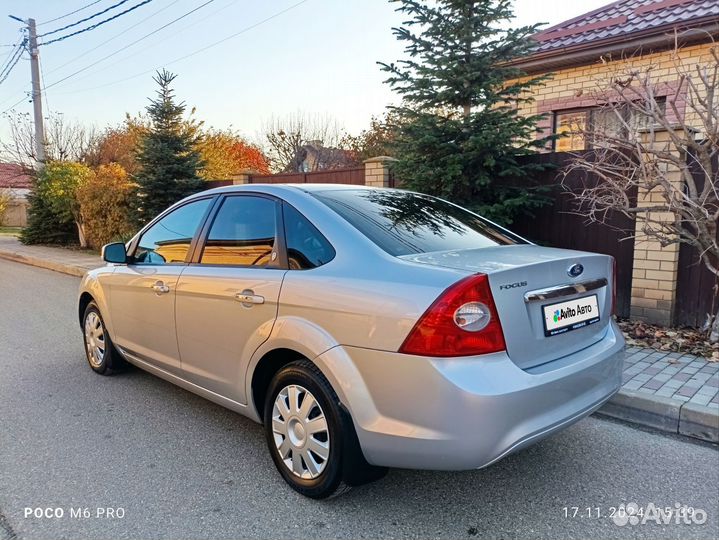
left=400, top=244, right=614, bottom=370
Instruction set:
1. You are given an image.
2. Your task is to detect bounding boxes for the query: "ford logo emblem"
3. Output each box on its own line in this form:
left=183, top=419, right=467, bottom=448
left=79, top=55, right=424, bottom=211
left=568, top=263, right=584, bottom=278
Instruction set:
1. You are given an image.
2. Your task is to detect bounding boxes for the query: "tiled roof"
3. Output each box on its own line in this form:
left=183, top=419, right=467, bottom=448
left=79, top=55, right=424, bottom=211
left=533, top=0, right=719, bottom=54
left=0, top=163, right=32, bottom=189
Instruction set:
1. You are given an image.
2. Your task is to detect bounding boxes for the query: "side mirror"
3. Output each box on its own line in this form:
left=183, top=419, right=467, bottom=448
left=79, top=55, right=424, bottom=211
left=101, top=242, right=127, bottom=264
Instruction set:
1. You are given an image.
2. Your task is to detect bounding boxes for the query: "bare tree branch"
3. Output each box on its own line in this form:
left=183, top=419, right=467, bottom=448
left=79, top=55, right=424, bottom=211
left=0, top=110, right=97, bottom=168
left=258, top=112, right=355, bottom=173
left=562, top=41, right=718, bottom=281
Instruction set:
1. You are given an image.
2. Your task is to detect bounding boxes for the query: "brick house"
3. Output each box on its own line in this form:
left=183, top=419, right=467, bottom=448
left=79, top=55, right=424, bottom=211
left=0, top=163, right=31, bottom=227
left=286, top=141, right=358, bottom=173
left=507, top=0, right=718, bottom=326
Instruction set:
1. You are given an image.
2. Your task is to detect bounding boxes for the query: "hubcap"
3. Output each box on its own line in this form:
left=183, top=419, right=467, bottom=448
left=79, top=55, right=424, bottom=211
left=271, top=384, right=330, bottom=479
left=84, top=311, right=106, bottom=368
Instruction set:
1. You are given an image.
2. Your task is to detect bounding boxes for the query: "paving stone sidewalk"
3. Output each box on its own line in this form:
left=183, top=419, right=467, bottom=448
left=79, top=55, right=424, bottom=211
left=599, top=346, right=719, bottom=442
left=622, top=347, right=719, bottom=406
left=1, top=234, right=717, bottom=442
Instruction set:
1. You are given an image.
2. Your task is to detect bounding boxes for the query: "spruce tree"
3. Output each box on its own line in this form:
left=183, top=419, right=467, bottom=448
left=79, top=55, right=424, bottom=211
left=381, top=0, right=552, bottom=224
left=133, top=70, right=204, bottom=225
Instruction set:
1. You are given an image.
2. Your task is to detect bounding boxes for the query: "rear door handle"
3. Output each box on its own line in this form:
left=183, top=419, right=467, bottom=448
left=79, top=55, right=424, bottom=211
left=235, top=290, right=265, bottom=306
left=151, top=281, right=170, bottom=294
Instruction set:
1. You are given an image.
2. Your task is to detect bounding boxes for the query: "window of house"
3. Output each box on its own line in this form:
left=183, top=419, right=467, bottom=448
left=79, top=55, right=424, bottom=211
left=200, top=196, right=277, bottom=266
left=553, top=98, right=666, bottom=151
left=554, top=110, right=589, bottom=152
left=133, top=198, right=212, bottom=265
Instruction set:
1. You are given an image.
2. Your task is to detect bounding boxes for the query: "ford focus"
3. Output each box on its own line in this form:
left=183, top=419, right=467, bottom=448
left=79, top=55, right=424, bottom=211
left=78, top=184, right=624, bottom=498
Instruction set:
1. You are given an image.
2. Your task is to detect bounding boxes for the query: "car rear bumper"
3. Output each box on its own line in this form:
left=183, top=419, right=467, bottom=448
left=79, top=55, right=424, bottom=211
left=315, top=320, right=624, bottom=470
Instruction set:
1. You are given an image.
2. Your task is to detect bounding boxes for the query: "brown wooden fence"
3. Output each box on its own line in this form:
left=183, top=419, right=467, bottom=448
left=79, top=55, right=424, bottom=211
left=248, top=166, right=365, bottom=185
left=509, top=151, right=638, bottom=318
left=674, top=152, right=718, bottom=327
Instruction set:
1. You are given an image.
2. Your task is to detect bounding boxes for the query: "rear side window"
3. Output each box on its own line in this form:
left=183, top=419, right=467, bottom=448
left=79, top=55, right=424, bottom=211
left=133, top=198, right=212, bottom=264
left=200, top=195, right=277, bottom=266
left=313, top=189, right=524, bottom=256
left=283, top=203, right=335, bottom=269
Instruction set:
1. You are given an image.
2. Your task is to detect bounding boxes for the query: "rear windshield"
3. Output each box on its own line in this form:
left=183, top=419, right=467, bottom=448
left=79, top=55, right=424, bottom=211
left=312, top=189, right=525, bottom=256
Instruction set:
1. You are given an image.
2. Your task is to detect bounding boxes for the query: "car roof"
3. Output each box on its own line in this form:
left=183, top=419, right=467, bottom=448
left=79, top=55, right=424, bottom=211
left=198, top=183, right=376, bottom=198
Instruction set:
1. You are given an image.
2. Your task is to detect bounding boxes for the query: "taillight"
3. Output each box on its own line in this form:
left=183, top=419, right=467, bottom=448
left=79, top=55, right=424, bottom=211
left=611, top=257, right=617, bottom=316
left=399, top=274, right=506, bottom=357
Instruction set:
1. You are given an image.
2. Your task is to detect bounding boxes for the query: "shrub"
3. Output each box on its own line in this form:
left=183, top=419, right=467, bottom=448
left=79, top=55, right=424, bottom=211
left=21, top=162, right=93, bottom=246
left=77, top=163, right=135, bottom=249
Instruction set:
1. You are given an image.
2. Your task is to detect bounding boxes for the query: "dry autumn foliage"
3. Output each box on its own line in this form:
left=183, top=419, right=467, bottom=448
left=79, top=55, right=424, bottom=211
left=197, top=129, right=270, bottom=179
left=83, top=117, right=149, bottom=175
left=76, top=163, right=136, bottom=249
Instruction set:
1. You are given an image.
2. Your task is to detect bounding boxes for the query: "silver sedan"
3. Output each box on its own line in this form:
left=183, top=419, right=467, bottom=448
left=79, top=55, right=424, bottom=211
left=78, top=184, right=624, bottom=498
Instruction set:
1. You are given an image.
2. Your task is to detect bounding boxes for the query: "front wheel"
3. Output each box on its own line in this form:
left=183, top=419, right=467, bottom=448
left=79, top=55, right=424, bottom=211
left=263, top=360, right=385, bottom=498
left=82, top=301, right=126, bottom=375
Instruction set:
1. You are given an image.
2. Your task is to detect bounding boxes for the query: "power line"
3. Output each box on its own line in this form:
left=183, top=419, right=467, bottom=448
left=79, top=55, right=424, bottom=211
left=39, top=55, right=50, bottom=114
left=39, top=0, right=135, bottom=37
left=0, top=44, right=22, bottom=78
left=0, top=41, right=26, bottom=85
left=55, top=0, right=310, bottom=94
left=1, top=33, right=24, bottom=70
left=1, top=96, right=28, bottom=116
left=43, top=0, right=183, bottom=77
left=1, top=0, right=309, bottom=114
left=38, top=0, right=105, bottom=26
left=42, top=0, right=216, bottom=90
left=40, top=0, right=156, bottom=46
left=55, top=0, right=237, bottom=84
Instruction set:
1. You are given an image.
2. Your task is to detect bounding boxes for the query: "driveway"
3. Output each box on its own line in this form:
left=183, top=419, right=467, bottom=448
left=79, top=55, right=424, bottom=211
left=0, top=259, right=717, bottom=540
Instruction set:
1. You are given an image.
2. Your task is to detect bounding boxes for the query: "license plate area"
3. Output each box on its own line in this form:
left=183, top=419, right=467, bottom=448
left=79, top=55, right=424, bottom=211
left=542, top=294, right=600, bottom=337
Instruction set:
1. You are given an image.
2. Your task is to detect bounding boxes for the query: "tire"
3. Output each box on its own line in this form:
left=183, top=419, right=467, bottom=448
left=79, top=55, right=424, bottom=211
left=263, top=359, right=386, bottom=499
left=82, top=301, right=126, bottom=375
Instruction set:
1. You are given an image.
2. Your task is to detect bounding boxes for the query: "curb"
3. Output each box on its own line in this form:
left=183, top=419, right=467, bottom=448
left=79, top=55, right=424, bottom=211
left=680, top=402, right=719, bottom=443
left=0, top=250, right=90, bottom=278
left=598, top=389, right=719, bottom=443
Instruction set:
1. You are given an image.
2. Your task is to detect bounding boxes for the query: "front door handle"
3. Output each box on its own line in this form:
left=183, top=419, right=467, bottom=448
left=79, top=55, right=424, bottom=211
left=151, top=281, right=170, bottom=294
left=235, top=290, right=264, bottom=306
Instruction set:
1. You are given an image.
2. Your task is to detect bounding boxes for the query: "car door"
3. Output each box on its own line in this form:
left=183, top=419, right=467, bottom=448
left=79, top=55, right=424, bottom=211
left=175, top=194, right=286, bottom=403
left=107, top=197, right=215, bottom=375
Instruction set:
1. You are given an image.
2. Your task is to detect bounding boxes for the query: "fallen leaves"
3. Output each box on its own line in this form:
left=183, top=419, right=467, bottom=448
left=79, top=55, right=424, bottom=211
left=618, top=318, right=718, bottom=359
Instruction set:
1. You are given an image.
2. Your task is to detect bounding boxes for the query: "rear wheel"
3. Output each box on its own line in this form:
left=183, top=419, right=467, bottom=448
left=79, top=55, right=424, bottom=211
left=82, top=302, right=125, bottom=375
left=263, top=359, right=385, bottom=498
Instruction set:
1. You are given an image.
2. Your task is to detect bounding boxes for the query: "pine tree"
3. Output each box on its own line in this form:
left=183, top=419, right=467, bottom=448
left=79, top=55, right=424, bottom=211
left=133, top=70, right=204, bottom=225
left=381, top=0, right=552, bottom=224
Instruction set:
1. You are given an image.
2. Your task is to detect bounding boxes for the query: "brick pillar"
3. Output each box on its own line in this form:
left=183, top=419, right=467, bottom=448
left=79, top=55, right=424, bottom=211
left=230, top=168, right=257, bottom=185
left=629, top=129, right=684, bottom=326
left=363, top=156, right=397, bottom=187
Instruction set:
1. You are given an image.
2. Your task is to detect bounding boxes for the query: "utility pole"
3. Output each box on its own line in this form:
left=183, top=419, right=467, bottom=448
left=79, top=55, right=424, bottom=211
left=27, top=18, right=46, bottom=163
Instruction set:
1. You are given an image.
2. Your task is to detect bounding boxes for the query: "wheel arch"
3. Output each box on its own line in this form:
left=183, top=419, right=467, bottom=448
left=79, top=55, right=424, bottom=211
left=78, top=273, right=115, bottom=338
left=78, top=291, right=94, bottom=327
left=250, top=347, right=306, bottom=424
left=246, top=316, right=343, bottom=422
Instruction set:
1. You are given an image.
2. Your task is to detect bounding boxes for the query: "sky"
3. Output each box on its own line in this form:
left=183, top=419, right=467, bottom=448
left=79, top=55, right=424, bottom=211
left=0, top=0, right=610, bottom=145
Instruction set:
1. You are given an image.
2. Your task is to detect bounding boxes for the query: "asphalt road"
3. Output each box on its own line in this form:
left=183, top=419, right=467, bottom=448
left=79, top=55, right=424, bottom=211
left=0, top=258, right=717, bottom=540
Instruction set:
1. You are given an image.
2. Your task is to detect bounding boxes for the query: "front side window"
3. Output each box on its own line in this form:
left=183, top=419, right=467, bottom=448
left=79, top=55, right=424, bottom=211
left=133, top=198, right=212, bottom=264
left=283, top=203, right=335, bottom=269
left=200, top=196, right=277, bottom=266
left=313, top=189, right=524, bottom=257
